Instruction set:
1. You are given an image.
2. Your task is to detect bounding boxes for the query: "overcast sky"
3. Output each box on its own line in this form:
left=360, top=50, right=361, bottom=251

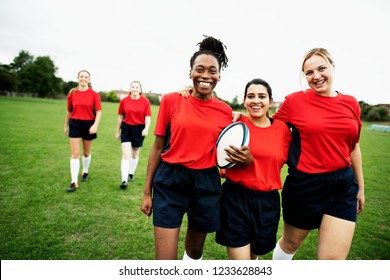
left=0, top=0, right=389, bottom=104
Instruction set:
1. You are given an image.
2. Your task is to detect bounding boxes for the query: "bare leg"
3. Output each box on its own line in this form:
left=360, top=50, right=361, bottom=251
left=279, top=222, right=310, bottom=254
left=227, top=244, right=257, bottom=260
left=82, top=139, right=93, bottom=157
left=184, top=224, right=207, bottom=259
left=318, top=214, right=355, bottom=259
left=70, top=138, right=81, bottom=159
left=154, top=226, right=180, bottom=260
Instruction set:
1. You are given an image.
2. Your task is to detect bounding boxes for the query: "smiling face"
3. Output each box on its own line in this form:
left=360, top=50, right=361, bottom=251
left=244, top=84, right=272, bottom=121
left=189, top=54, right=220, bottom=100
left=303, top=54, right=335, bottom=96
left=129, top=81, right=142, bottom=98
left=77, top=71, right=90, bottom=89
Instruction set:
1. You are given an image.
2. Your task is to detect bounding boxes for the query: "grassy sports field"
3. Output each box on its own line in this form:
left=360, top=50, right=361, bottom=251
left=0, top=96, right=389, bottom=260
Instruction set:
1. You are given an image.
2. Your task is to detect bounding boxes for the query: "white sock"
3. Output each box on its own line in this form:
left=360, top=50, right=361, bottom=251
left=272, top=240, right=295, bottom=260
left=129, top=156, right=139, bottom=175
left=82, top=154, right=91, bottom=174
left=121, top=159, right=130, bottom=182
left=182, top=251, right=203, bottom=260
left=70, top=158, right=80, bottom=184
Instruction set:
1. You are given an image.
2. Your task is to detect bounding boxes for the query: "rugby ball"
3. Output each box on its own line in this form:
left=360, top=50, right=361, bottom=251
left=216, top=122, right=250, bottom=169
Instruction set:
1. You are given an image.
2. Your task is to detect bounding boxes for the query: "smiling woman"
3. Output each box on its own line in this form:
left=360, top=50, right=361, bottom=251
left=140, top=35, right=232, bottom=260
left=273, top=48, right=365, bottom=260
left=64, top=70, right=102, bottom=192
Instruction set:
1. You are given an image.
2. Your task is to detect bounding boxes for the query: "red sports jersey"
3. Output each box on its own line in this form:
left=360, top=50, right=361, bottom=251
left=67, top=88, right=102, bottom=120
left=273, top=89, right=362, bottom=174
left=118, top=95, right=151, bottom=125
left=221, top=116, right=292, bottom=191
left=155, top=93, right=232, bottom=169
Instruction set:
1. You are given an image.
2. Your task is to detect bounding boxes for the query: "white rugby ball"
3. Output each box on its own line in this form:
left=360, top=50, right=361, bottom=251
left=216, top=122, right=250, bottom=169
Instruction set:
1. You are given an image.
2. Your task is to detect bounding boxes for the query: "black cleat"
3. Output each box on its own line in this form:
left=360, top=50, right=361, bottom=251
left=67, top=182, right=78, bottom=192
left=120, top=181, right=128, bottom=190
left=81, top=173, right=88, bottom=182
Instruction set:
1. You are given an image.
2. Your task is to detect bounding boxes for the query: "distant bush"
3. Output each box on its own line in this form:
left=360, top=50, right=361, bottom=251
left=99, top=90, right=119, bottom=102
left=144, top=94, right=160, bottom=105
left=360, top=101, right=389, bottom=121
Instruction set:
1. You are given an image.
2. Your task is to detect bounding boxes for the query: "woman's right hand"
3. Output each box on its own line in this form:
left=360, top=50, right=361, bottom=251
left=140, top=193, right=153, bottom=218
left=232, top=111, right=245, bottom=122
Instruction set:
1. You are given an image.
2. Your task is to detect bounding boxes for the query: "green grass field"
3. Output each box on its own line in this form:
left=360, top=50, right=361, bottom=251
left=0, top=96, right=389, bottom=260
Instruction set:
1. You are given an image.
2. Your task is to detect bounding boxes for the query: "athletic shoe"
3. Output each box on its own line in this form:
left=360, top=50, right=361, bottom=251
left=128, top=174, right=135, bottom=182
left=81, top=173, right=88, bottom=182
left=67, top=182, right=78, bottom=192
left=120, top=181, right=127, bottom=190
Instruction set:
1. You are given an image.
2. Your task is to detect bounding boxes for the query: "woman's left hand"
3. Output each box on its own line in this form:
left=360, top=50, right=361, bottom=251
left=178, top=86, right=193, bottom=98
left=357, top=190, right=365, bottom=214
left=89, top=124, right=98, bottom=134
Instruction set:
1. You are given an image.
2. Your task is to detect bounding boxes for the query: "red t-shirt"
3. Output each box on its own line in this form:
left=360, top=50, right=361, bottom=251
left=273, top=89, right=362, bottom=173
left=155, top=93, right=232, bottom=169
left=118, top=95, right=151, bottom=125
left=221, top=116, right=292, bottom=191
left=67, top=88, right=102, bottom=120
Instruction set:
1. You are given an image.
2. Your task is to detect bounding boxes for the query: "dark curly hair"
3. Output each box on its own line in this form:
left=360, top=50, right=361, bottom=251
left=190, top=35, right=228, bottom=71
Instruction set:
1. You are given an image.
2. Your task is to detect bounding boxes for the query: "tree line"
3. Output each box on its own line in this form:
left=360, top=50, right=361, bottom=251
left=0, top=50, right=388, bottom=121
left=0, top=50, right=77, bottom=98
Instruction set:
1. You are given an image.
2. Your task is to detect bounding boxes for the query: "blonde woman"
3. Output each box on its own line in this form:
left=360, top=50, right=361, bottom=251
left=64, top=70, right=102, bottom=192
left=116, top=81, right=151, bottom=189
left=273, top=48, right=365, bottom=260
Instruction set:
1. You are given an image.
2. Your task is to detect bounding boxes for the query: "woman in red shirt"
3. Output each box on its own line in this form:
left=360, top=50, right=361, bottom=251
left=140, top=36, right=232, bottom=260
left=272, top=48, right=365, bottom=260
left=216, top=78, right=291, bottom=260
left=64, top=70, right=102, bottom=192
left=115, top=81, right=151, bottom=189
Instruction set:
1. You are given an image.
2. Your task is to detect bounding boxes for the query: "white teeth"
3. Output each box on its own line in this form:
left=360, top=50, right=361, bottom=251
left=199, top=82, right=211, bottom=87
left=252, top=106, right=261, bottom=109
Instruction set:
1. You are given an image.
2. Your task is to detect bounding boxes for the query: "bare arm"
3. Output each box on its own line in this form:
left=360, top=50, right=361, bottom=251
left=142, top=116, right=151, bottom=136
left=89, top=110, right=102, bottom=134
left=140, top=135, right=166, bottom=218
left=116, top=115, right=124, bottom=140
left=351, top=143, right=365, bottom=214
left=64, top=110, right=71, bottom=136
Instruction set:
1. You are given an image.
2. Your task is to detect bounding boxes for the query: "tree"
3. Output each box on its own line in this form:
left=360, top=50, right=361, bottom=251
left=0, top=66, right=17, bottom=92
left=18, top=56, right=62, bottom=97
left=376, top=106, right=389, bottom=120
left=9, top=50, right=33, bottom=73
left=366, top=107, right=382, bottom=121
left=63, top=81, right=78, bottom=95
left=230, top=95, right=244, bottom=110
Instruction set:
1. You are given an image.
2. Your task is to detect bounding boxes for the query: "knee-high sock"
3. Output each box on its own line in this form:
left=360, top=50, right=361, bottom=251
left=121, top=159, right=130, bottom=182
left=129, top=157, right=139, bottom=175
left=183, top=251, right=203, bottom=260
left=70, top=158, right=80, bottom=184
left=272, top=240, right=295, bottom=260
left=82, top=154, right=91, bottom=174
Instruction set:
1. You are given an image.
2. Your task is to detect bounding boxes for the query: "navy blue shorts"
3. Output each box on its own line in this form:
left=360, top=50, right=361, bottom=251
left=152, top=161, right=221, bottom=233
left=282, top=167, right=359, bottom=230
left=216, top=180, right=281, bottom=255
left=69, top=119, right=97, bottom=140
left=120, top=122, right=145, bottom=147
